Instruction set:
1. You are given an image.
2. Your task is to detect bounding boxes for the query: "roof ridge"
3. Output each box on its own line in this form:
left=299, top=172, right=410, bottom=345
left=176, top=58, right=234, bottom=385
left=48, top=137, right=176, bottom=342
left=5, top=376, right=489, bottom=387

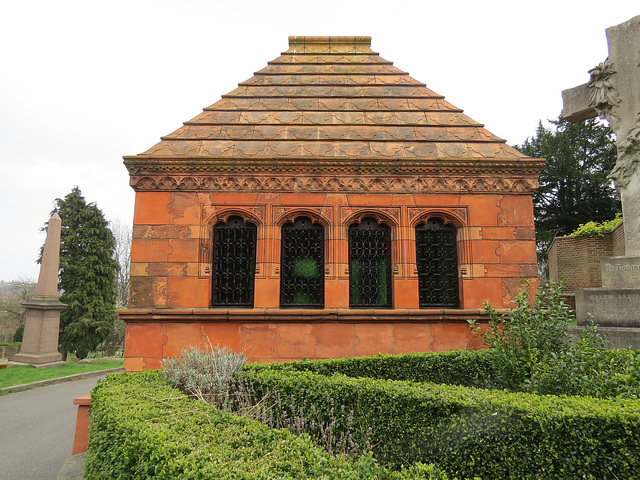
left=288, top=36, right=371, bottom=46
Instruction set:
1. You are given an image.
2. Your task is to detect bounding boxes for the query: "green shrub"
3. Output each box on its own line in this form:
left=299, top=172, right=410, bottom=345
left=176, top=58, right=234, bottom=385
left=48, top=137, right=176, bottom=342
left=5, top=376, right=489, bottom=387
left=468, top=281, right=573, bottom=390
left=85, top=371, right=452, bottom=480
left=244, top=367, right=640, bottom=479
left=569, top=213, right=623, bottom=237
left=468, top=281, right=640, bottom=398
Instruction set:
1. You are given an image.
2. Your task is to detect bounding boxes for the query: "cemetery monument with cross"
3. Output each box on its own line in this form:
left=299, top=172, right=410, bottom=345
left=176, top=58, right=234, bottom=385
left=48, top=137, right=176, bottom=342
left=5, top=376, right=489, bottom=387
left=562, top=15, right=640, bottom=344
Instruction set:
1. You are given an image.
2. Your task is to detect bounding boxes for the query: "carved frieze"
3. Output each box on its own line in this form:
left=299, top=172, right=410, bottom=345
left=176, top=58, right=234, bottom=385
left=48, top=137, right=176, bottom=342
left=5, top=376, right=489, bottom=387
left=273, top=206, right=331, bottom=226
left=272, top=205, right=286, bottom=223
left=340, top=206, right=401, bottom=226
left=130, top=174, right=539, bottom=194
left=408, top=207, right=468, bottom=225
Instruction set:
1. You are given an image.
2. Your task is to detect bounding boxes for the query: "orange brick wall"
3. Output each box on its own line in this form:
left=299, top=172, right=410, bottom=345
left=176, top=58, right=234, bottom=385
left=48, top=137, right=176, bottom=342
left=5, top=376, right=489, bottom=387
left=129, top=191, right=537, bottom=310
left=122, top=317, right=489, bottom=371
left=123, top=190, right=536, bottom=370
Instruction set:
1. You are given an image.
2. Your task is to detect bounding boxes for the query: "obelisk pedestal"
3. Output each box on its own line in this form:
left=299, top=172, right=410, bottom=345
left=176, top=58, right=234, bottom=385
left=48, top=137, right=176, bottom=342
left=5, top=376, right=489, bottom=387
left=13, top=213, right=66, bottom=366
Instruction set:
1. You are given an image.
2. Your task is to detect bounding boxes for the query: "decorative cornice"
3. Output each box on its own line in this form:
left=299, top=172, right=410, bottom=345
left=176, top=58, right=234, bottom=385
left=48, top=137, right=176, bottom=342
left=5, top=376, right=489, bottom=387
left=129, top=173, right=539, bottom=194
left=125, top=158, right=544, bottom=176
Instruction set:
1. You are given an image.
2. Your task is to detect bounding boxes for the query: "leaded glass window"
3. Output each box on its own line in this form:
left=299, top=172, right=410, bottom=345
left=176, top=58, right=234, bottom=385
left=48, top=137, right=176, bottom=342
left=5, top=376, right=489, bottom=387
left=212, top=216, right=257, bottom=307
left=280, top=217, right=324, bottom=308
left=416, top=218, right=459, bottom=308
left=349, top=217, right=392, bottom=308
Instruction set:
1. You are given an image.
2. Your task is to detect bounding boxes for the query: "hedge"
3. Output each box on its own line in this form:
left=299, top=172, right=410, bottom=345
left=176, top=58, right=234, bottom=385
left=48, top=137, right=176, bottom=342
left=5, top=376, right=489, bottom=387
left=250, top=350, right=497, bottom=388
left=256, top=348, right=640, bottom=397
left=85, top=371, right=453, bottom=480
left=243, top=367, right=640, bottom=480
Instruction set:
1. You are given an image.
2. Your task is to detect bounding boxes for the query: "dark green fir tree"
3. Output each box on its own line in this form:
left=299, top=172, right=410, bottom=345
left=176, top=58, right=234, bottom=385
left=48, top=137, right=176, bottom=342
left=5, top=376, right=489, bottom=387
left=515, top=116, right=621, bottom=270
left=43, top=187, right=119, bottom=358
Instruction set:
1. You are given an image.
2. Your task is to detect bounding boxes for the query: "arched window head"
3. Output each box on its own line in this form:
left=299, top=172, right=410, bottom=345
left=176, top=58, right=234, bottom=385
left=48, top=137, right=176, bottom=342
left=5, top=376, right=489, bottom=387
left=212, top=216, right=257, bottom=307
left=280, top=217, right=324, bottom=308
left=415, top=218, right=459, bottom=308
left=349, top=217, right=392, bottom=308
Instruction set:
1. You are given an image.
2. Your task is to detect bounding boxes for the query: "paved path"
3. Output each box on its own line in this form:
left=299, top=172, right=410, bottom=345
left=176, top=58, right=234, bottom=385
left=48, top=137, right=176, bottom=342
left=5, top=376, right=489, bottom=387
left=0, top=376, right=104, bottom=480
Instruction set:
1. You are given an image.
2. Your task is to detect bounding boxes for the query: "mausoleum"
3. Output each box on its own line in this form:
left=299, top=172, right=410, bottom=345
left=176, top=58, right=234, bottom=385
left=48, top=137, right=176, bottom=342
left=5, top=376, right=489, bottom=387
left=121, top=36, right=544, bottom=371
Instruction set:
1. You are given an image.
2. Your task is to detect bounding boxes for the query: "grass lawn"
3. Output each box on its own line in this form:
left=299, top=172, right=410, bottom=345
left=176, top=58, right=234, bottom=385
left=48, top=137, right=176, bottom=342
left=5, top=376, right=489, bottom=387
left=0, top=358, right=124, bottom=389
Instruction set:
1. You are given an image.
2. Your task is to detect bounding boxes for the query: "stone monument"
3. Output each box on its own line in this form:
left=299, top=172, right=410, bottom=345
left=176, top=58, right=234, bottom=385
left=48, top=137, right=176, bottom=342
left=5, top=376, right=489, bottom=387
left=562, top=16, right=640, bottom=347
left=13, top=213, right=66, bottom=365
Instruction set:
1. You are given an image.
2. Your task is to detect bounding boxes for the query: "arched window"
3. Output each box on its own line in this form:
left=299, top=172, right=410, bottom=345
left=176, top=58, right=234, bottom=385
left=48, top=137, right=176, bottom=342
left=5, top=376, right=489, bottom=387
left=280, top=217, right=324, bottom=308
left=415, top=218, right=459, bottom=308
left=212, top=216, right=257, bottom=307
left=349, top=217, right=392, bottom=308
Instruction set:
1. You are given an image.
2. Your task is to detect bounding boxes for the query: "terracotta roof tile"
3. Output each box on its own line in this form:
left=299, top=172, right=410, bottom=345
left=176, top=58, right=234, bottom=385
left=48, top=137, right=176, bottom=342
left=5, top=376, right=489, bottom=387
left=126, top=36, right=540, bottom=173
left=202, top=97, right=457, bottom=112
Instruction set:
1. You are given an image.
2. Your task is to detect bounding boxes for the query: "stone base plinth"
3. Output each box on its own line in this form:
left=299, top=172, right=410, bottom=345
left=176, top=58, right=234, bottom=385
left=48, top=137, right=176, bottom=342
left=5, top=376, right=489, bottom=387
left=575, top=287, right=640, bottom=328
left=567, top=325, right=640, bottom=350
left=120, top=308, right=494, bottom=371
left=12, top=352, right=64, bottom=366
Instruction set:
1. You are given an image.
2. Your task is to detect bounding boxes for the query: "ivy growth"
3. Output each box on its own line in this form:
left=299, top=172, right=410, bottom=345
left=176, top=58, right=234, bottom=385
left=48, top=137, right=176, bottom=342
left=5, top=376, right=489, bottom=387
left=568, top=212, right=623, bottom=237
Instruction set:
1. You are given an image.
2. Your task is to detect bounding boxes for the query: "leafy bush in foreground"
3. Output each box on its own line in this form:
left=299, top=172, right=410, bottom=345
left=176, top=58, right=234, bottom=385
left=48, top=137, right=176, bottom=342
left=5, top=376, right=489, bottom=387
left=468, top=281, right=640, bottom=398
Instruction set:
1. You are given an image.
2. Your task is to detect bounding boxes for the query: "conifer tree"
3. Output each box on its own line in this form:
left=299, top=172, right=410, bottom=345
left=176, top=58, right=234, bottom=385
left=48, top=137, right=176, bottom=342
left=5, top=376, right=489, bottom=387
left=44, top=187, right=119, bottom=358
left=515, top=116, right=621, bottom=269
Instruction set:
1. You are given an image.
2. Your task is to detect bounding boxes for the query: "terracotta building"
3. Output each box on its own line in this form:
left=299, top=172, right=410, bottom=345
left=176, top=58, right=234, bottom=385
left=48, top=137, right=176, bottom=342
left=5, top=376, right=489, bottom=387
left=121, top=36, right=544, bottom=371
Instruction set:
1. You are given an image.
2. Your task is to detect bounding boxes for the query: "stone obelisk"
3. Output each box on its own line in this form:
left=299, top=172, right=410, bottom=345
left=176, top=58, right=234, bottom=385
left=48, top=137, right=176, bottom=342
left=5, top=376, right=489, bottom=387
left=13, top=213, right=66, bottom=366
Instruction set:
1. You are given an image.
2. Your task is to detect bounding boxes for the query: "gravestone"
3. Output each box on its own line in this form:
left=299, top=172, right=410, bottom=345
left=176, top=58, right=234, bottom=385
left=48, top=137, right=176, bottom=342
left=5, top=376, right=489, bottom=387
left=13, top=213, right=66, bottom=365
left=562, top=16, right=640, bottom=347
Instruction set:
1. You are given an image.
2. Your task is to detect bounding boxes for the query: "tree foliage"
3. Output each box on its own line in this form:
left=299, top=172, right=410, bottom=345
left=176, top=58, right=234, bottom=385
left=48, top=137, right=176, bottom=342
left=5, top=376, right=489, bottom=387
left=109, top=218, right=131, bottom=308
left=515, top=116, right=620, bottom=264
left=0, top=277, right=35, bottom=342
left=45, top=187, right=119, bottom=356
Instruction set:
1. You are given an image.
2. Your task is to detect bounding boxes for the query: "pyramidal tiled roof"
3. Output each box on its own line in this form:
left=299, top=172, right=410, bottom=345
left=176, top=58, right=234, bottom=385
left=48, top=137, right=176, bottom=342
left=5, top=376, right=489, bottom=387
left=125, top=36, right=543, bottom=191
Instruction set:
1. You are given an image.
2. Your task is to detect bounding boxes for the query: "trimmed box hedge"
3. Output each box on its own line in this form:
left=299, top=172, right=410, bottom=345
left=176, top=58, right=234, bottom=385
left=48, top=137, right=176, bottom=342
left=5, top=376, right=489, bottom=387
left=245, top=360, right=640, bottom=479
left=254, top=350, right=496, bottom=387
left=85, top=371, right=452, bottom=480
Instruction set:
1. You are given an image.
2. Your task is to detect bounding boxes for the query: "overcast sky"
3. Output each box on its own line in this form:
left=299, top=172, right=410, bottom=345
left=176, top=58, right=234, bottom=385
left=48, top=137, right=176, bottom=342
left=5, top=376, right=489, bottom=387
left=1, top=1, right=637, bottom=282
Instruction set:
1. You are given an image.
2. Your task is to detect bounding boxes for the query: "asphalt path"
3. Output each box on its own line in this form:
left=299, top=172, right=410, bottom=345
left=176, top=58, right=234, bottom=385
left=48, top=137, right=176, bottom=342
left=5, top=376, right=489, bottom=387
left=0, top=375, right=104, bottom=480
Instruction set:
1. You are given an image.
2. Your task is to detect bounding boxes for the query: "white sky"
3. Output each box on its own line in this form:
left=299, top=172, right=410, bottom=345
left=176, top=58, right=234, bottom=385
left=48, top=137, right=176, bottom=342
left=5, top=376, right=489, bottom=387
left=0, top=0, right=637, bottom=281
